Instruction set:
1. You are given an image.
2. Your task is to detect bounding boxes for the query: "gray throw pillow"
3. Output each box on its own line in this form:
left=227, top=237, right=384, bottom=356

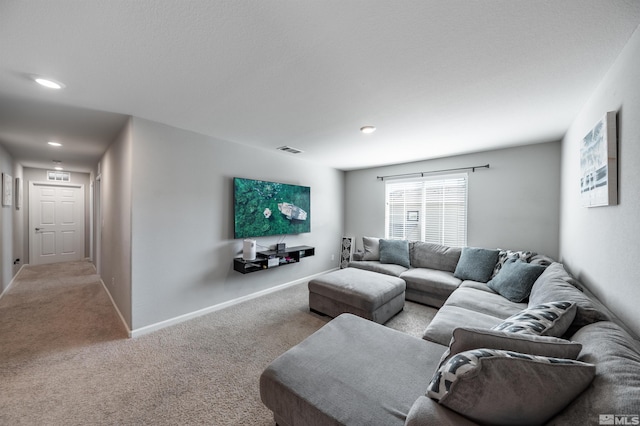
left=439, top=326, right=583, bottom=366
left=487, top=258, right=547, bottom=302
left=492, top=301, right=577, bottom=337
left=379, top=239, right=410, bottom=268
left=410, top=242, right=461, bottom=272
left=453, top=247, right=500, bottom=283
left=529, top=262, right=609, bottom=328
left=427, top=348, right=596, bottom=425
left=361, top=236, right=380, bottom=261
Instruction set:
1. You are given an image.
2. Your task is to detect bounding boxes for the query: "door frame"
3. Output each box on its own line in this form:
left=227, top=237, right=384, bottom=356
left=28, top=180, right=85, bottom=265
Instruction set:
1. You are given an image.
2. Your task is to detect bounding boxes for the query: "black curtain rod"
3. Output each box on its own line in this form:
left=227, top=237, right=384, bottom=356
left=376, top=164, right=490, bottom=181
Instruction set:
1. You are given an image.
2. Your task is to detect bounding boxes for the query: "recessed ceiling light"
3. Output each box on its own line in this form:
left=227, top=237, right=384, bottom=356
left=33, top=76, right=65, bottom=89
left=48, top=141, right=62, bottom=147
left=360, top=126, right=376, bottom=134
left=54, top=166, right=64, bottom=171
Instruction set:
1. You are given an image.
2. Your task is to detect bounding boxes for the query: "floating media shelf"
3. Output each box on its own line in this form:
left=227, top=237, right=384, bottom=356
left=233, top=245, right=315, bottom=274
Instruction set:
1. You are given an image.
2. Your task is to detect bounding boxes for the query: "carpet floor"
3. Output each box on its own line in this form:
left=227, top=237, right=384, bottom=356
left=0, top=261, right=437, bottom=425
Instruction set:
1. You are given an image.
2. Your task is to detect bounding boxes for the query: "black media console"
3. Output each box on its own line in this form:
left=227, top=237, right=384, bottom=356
left=233, top=245, right=315, bottom=274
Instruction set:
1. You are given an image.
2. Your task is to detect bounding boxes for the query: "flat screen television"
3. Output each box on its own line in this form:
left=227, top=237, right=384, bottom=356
left=233, top=177, right=311, bottom=239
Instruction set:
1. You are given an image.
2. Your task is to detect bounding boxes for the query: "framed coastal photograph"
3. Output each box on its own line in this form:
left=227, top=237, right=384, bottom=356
left=2, top=173, right=13, bottom=207
left=407, top=210, right=419, bottom=222
left=580, top=111, right=617, bottom=207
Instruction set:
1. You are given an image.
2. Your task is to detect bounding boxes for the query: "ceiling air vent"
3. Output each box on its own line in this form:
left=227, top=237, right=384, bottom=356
left=276, top=145, right=304, bottom=154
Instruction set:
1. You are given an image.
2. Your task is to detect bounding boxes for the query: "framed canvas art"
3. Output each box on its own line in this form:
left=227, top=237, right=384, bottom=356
left=2, top=173, right=12, bottom=207
left=580, top=111, right=617, bottom=207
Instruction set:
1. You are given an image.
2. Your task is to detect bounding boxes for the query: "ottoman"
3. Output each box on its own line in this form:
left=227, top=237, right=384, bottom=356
left=308, top=267, right=406, bottom=324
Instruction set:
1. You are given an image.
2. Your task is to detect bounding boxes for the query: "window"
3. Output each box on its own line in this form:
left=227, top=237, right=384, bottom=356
left=385, top=173, right=467, bottom=247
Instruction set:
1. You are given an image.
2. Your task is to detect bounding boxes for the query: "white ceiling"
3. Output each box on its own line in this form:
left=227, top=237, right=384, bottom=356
left=1, top=1, right=639, bottom=172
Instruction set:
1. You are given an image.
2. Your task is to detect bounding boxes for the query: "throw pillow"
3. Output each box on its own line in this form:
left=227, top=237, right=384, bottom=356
left=410, top=242, right=461, bottom=273
left=439, top=326, right=583, bottom=366
left=487, top=258, right=547, bottom=302
left=529, top=262, right=609, bottom=329
left=379, top=239, right=410, bottom=268
left=492, top=301, right=577, bottom=337
left=453, top=247, right=500, bottom=283
left=361, top=236, right=381, bottom=261
left=490, top=249, right=537, bottom=279
left=426, top=348, right=596, bottom=425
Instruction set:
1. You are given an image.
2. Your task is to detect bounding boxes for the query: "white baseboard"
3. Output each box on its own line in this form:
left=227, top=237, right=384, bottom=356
left=129, top=268, right=338, bottom=338
left=98, top=277, right=133, bottom=337
left=0, top=264, right=26, bottom=302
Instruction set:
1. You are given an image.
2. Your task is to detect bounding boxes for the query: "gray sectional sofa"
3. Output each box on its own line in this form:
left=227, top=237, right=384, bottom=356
left=260, top=238, right=640, bottom=425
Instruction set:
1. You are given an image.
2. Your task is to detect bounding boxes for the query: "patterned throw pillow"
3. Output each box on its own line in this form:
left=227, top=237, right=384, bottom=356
left=492, top=301, right=577, bottom=337
left=427, top=348, right=596, bottom=425
left=491, top=249, right=537, bottom=279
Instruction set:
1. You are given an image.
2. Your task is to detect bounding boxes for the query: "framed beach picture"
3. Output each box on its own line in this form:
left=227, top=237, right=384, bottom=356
left=2, top=173, right=13, bottom=207
left=580, top=111, right=618, bottom=207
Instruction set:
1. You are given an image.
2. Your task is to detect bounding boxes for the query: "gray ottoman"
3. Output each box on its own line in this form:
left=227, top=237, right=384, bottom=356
left=308, top=267, right=406, bottom=324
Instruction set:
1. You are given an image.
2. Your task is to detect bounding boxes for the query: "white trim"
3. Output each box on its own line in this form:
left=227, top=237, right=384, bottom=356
left=130, top=269, right=338, bottom=338
left=98, top=277, right=132, bottom=337
left=0, top=264, right=26, bottom=302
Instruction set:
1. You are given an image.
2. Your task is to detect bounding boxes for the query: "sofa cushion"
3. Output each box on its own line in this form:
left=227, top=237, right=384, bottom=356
left=426, top=348, right=596, bottom=425
left=551, top=321, right=640, bottom=424
left=529, top=262, right=609, bottom=328
left=490, top=249, right=537, bottom=279
left=440, top=326, right=583, bottom=365
left=361, top=236, right=381, bottom=261
left=379, top=239, right=410, bottom=268
left=423, top=305, right=505, bottom=346
left=400, top=268, right=462, bottom=298
left=348, top=260, right=408, bottom=277
left=440, top=286, right=527, bottom=319
left=453, top=247, right=500, bottom=283
left=406, top=396, right=479, bottom=426
left=487, top=258, right=546, bottom=302
left=492, top=301, right=577, bottom=337
left=410, top=242, right=461, bottom=272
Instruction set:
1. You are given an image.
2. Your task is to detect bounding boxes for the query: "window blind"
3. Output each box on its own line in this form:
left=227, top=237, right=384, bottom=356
left=385, top=173, right=467, bottom=247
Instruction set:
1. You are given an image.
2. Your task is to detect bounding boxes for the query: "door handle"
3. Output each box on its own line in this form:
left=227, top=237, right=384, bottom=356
left=35, top=227, right=44, bottom=231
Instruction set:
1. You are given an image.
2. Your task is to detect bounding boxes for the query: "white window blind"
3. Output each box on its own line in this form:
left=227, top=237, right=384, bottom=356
left=385, top=173, right=468, bottom=247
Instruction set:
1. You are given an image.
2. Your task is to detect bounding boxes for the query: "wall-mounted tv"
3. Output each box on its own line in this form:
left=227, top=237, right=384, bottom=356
left=233, top=177, right=311, bottom=239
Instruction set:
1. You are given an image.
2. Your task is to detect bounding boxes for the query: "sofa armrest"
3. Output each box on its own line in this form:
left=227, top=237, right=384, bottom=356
left=405, top=396, right=478, bottom=426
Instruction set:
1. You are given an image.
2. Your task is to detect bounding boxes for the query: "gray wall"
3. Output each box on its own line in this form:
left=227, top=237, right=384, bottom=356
left=99, top=118, right=134, bottom=328
left=345, top=141, right=561, bottom=259
left=560, top=25, right=640, bottom=337
left=124, top=118, right=344, bottom=330
left=21, top=167, right=90, bottom=264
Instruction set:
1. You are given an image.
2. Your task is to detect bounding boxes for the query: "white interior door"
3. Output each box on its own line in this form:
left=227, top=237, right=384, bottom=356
left=29, top=181, right=85, bottom=265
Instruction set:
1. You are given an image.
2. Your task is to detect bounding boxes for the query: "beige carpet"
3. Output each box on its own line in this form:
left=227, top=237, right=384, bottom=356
left=0, top=261, right=437, bottom=425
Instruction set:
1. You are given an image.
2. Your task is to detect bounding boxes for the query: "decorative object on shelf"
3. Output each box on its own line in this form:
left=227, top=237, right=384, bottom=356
left=2, top=173, right=12, bottom=207
left=15, top=177, right=22, bottom=210
left=340, top=236, right=354, bottom=269
left=580, top=111, right=617, bottom=207
left=243, top=239, right=257, bottom=260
